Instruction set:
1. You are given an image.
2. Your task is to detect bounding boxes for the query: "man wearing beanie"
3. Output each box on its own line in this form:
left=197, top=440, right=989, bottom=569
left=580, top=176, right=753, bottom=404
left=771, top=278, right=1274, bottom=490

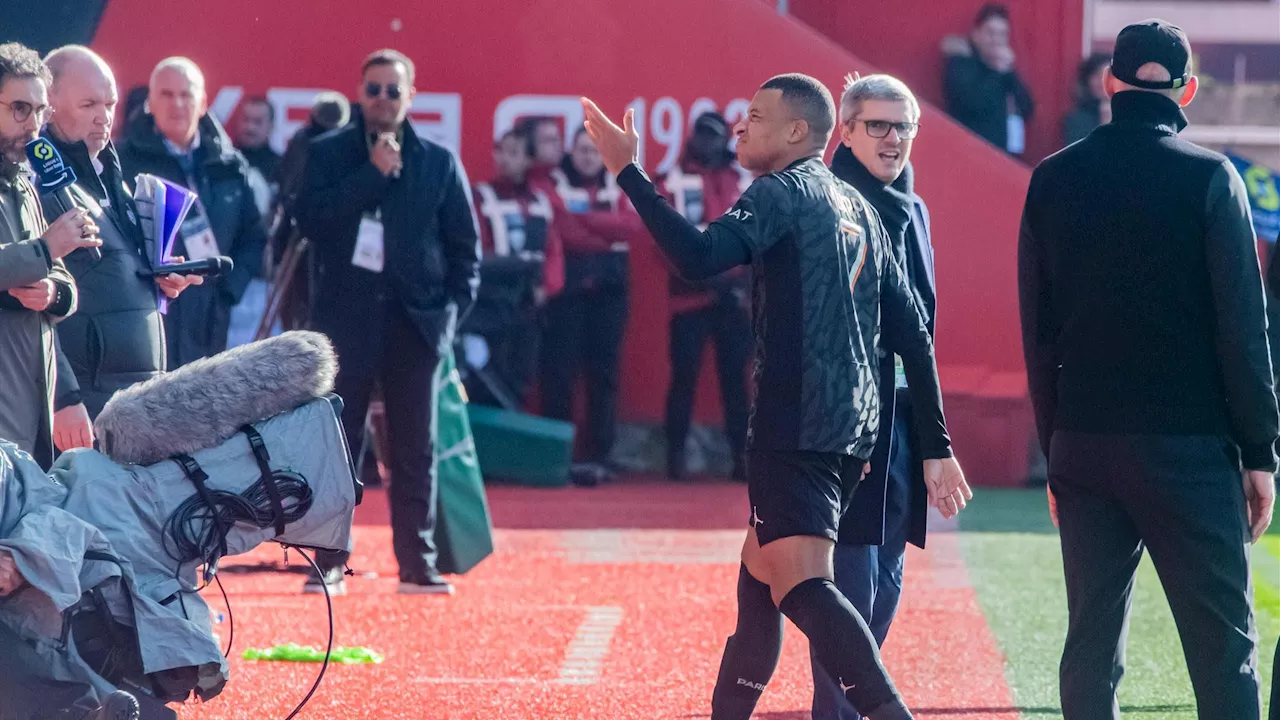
left=1018, top=19, right=1277, bottom=719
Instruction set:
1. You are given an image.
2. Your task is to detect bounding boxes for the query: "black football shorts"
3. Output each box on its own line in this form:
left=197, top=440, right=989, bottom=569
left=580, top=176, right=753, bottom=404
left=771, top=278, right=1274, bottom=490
left=746, top=449, right=867, bottom=545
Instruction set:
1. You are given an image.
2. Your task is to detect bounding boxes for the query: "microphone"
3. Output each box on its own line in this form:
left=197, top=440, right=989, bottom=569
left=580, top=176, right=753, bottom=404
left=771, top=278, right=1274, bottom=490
left=95, top=330, right=338, bottom=466
left=139, top=256, right=234, bottom=277
left=25, top=137, right=102, bottom=262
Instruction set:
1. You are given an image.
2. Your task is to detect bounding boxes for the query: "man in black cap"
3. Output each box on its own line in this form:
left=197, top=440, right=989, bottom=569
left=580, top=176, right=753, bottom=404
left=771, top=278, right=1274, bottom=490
left=1019, top=19, right=1277, bottom=719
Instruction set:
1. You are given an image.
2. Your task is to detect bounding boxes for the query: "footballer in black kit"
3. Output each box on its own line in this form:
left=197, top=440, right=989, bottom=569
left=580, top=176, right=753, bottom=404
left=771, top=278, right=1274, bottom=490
left=582, top=74, right=970, bottom=720
left=620, top=154, right=952, bottom=544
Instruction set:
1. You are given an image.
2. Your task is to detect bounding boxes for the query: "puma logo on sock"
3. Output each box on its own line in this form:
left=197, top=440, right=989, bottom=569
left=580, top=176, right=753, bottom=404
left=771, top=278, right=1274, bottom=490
left=839, top=677, right=856, bottom=694
left=736, top=677, right=766, bottom=691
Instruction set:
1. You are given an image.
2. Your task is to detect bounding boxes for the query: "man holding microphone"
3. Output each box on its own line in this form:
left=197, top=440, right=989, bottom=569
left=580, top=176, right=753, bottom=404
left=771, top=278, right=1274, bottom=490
left=0, top=42, right=98, bottom=469
left=1020, top=20, right=1277, bottom=718
left=296, top=49, right=480, bottom=596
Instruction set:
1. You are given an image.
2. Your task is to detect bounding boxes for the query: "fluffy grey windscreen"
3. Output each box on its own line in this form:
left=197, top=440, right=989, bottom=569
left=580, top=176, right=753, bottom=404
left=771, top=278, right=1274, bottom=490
left=94, top=331, right=339, bottom=466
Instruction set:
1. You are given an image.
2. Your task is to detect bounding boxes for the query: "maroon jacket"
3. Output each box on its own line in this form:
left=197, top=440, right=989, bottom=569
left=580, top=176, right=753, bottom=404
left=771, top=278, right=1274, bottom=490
left=657, top=159, right=749, bottom=313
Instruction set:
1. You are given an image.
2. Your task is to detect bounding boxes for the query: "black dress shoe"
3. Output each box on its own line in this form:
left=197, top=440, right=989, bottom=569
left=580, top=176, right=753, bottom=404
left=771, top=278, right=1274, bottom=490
left=398, top=571, right=454, bottom=595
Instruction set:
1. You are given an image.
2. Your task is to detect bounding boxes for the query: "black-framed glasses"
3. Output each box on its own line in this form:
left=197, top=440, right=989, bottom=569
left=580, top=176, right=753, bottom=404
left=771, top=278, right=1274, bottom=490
left=854, top=119, right=919, bottom=140
left=365, top=82, right=402, bottom=100
left=0, top=99, right=51, bottom=124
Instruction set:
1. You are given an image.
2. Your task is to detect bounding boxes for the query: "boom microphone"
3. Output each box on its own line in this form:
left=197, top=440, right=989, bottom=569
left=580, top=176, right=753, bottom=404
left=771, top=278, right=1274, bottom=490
left=95, top=331, right=339, bottom=466
left=25, top=137, right=102, bottom=262
left=139, top=256, right=235, bottom=277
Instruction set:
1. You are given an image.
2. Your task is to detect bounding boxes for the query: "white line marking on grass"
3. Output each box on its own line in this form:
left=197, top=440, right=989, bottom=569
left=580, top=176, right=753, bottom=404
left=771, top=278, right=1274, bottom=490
left=560, top=530, right=742, bottom=564
left=556, top=606, right=624, bottom=685
left=412, top=606, right=626, bottom=687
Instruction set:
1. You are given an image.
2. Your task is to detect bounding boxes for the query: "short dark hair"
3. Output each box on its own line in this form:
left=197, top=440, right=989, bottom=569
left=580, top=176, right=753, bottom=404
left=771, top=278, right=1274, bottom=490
left=516, top=115, right=559, bottom=139
left=760, top=73, right=836, bottom=147
left=0, top=42, right=52, bottom=92
left=974, top=3, right=1010, bottom=27
left=242, top=96, right=274, bottom=122
left=361, top=48, right=415, bottom=86
left=496, top=128, right=535, bottom=157
left=1077, top=53, right=1111, bottom=88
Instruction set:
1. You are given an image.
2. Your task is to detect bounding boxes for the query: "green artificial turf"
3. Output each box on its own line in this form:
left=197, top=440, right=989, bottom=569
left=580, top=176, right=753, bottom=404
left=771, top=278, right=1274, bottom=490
left=960, top=488, right=1280, bottom=719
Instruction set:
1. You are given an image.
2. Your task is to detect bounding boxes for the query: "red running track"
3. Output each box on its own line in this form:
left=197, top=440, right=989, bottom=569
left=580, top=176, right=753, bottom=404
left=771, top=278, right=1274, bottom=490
left=179, top=479, right=1016, bottom=719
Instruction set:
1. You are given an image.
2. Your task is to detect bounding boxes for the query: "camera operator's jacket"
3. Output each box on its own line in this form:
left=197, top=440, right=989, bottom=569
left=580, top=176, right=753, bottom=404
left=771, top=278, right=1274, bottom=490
left=40, top=128, right=166, bottom=420
left=0, top=163, right=76, bottom=468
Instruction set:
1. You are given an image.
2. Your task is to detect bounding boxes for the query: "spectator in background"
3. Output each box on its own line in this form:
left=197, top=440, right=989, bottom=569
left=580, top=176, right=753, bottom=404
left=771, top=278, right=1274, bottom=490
left=233, top=96, right=281, bottom=220
left=118, top=57, right=266, bottom=368
left=519, top=115, right=567, bottom=181
left=268, top=91, right=350, bottom=331
left=117, top=84, right=147, bottom=139
left=0, top=42, right=89, bottom=469
left=227, top=96, right=283, bottom=348
left=541, top=128, right=642, bottom=481
left=658, top=111, right=750, bottom=482
left=40, top=46, right=201, bottom=448
left=295, top=48, right=480, bottom=596
left=1062, top=53, right=1113, bottom=147
left=464, top=128, right=565, bottom=408
left=277, top=91, right=350, bottom=212
left=943, top=3, right=1035, bottom=158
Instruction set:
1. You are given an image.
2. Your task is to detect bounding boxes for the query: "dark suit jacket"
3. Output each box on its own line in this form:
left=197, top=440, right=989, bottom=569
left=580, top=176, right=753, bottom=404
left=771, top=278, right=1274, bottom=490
left=841, top=188, right=936, bottom=549
left=295, top=113, right=480, bottom=352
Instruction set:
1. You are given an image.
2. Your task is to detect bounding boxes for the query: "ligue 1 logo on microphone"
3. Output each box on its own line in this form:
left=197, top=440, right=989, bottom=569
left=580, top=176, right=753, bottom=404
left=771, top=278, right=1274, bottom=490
left=24, top=137, right=77, bottom=193
left=30, top=139, right=54, bottom=161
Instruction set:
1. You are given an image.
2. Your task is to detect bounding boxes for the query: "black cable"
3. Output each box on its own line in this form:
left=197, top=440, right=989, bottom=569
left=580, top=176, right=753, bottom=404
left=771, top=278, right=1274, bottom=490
left=280, top=545, right=334, bottom=720
left=214, top=573, right=233, bottom=659
left=162, top=469, right=314, bottom=570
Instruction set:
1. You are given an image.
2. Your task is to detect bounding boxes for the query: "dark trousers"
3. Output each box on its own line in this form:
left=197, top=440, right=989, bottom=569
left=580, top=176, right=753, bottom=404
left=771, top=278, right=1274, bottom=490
left=664, top=300, right=751, bottom=474
left=540, top=286, right=628, bottom=463
left=1050, top=431, right=1260, bottom=720
left=314, top=304, right=442, bottom=579
left=811, top=406, right=913, bottom=720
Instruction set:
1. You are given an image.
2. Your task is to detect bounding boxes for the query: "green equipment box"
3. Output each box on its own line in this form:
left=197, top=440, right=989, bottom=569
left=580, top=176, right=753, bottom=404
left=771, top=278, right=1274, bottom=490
left=467, top=404, right=575, bottom=487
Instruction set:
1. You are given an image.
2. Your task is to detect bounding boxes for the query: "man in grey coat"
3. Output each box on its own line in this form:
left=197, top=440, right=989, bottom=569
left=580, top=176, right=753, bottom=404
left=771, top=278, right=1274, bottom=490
left=0, top=42, right=99, bottom=469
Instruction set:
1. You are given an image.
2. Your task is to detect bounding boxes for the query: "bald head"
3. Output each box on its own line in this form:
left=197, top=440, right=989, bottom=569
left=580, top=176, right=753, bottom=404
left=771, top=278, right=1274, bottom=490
left=148, top=56, right=207, bottom=149
left=44, top=45, right=118, bottom=156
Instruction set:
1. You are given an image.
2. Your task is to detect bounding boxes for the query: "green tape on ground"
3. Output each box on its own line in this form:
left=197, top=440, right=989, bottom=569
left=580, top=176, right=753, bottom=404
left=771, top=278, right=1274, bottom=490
left=243, top=643, right=384, bottom=664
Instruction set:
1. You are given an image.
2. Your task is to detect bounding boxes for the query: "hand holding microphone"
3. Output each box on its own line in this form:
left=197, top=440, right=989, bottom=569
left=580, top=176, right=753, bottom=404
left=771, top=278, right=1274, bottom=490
left=43, top=208, right=102, bottom=259
left=25, top=137, right=103, bottom=261
left=371, top=132, right=403, bottom=178
left=151, top=254, right=206, bottom=299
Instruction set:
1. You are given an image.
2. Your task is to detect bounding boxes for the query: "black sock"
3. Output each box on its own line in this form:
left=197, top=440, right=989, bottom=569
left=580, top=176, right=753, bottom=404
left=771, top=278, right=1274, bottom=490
left=779, top=578, right=912, bottom=720
left=710, top=564, right=784, bottom=720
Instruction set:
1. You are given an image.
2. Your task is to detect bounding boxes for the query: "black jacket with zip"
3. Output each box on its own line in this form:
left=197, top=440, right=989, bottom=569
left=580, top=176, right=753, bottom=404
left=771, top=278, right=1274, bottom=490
left=42, top=128, right=164, bottom=418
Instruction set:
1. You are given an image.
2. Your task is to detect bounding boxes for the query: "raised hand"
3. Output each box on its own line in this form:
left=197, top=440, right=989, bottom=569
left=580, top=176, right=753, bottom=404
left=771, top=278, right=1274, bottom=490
left=580, top=97, right=640, bottom=177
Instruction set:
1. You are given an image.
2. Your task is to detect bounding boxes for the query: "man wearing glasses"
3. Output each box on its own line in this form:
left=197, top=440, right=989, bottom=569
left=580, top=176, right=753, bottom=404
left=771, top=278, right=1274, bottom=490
left=0, top=42, right=99, bottom=470
left=817, top=74, right=934, bottom=720
left=295, top=48, right=480, bottom=596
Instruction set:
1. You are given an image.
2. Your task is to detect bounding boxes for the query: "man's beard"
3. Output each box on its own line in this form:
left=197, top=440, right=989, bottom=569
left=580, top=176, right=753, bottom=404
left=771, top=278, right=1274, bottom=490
left=0, top=132, right=31, bottom=165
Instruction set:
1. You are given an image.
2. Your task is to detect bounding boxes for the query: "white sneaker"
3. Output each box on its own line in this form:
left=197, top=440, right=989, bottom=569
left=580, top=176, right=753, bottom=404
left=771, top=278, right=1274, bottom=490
left=302, top=567, right=347, bottom=596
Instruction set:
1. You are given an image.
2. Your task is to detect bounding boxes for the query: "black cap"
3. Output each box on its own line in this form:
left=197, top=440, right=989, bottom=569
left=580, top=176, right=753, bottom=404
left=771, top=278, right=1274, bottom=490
left=1111, top=19, right=1192, bottom=90
left=693, top=112, right=728, bottom=137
